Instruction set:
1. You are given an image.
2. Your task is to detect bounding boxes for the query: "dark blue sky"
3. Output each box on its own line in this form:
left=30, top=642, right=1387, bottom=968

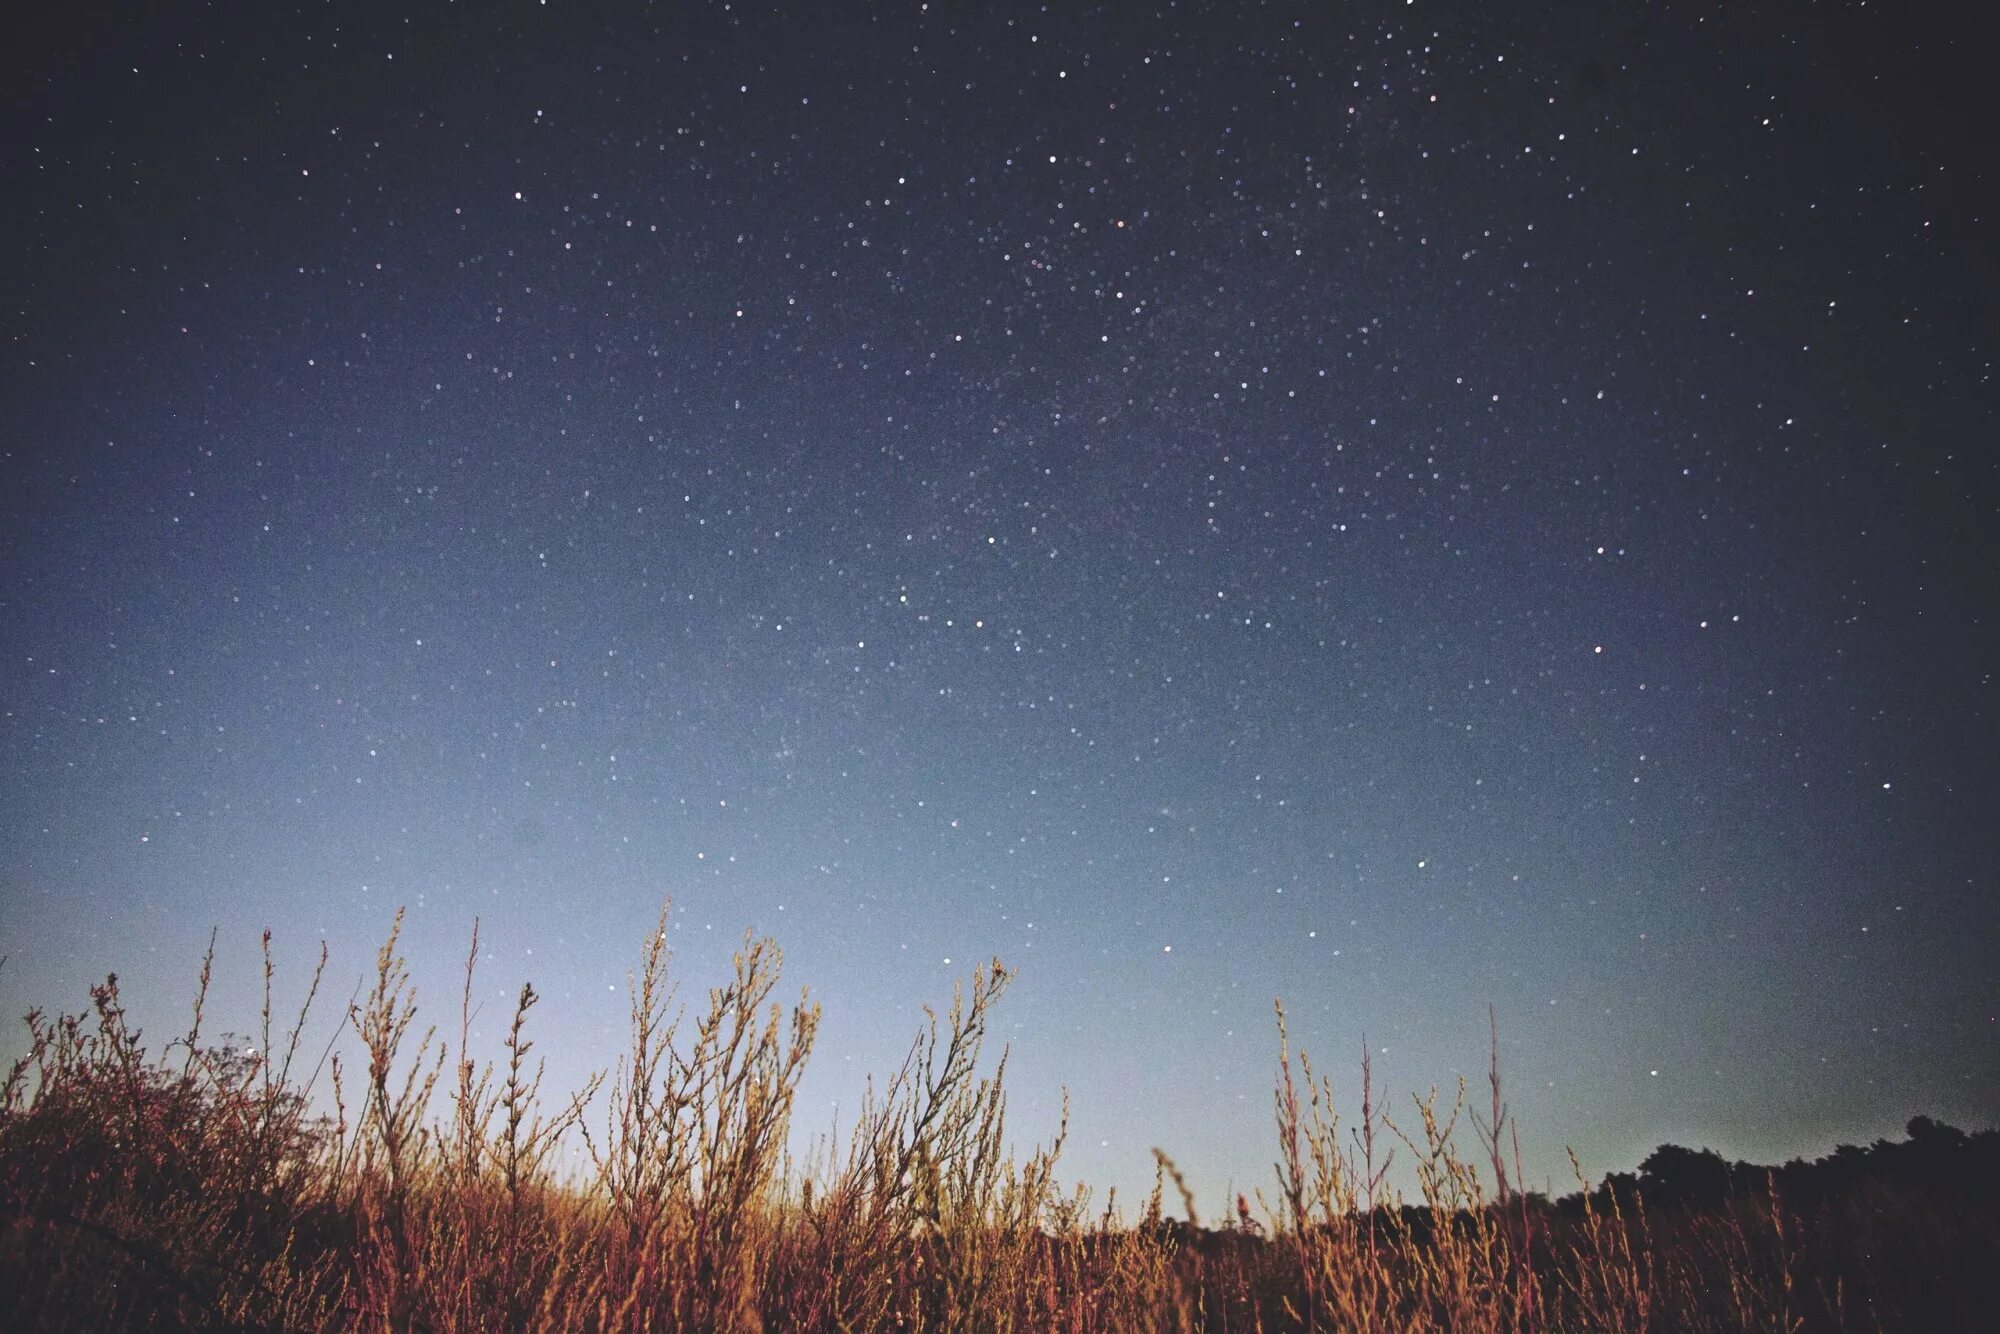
left=3, top=0, right=1993, bottom=1206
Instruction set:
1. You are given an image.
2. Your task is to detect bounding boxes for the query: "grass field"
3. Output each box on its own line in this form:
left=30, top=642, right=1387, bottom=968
left=2, top=908, right=1991, bottom=1330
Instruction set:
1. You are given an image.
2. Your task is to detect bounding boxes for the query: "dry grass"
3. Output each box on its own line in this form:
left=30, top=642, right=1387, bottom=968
left=0, top=910, right=1989, bottom=1330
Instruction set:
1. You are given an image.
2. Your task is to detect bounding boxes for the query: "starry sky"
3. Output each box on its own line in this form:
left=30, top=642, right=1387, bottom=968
left=3, top=0, right=1994, bottom=1207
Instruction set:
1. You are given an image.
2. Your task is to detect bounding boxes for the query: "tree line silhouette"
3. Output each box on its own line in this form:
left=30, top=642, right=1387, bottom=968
left=1575, top=1116, right=2000, bottom=1218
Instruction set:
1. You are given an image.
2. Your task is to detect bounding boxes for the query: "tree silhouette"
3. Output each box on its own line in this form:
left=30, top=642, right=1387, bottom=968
left=1634, top=1144, right=1733, bottom=1209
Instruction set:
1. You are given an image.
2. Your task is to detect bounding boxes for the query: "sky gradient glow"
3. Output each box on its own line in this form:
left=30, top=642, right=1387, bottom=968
left=3, top=0, right=1994, bottom=1208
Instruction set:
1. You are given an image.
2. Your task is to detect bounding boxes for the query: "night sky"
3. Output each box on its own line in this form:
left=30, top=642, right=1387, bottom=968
left=3, top=1, right=1994, bottom=1207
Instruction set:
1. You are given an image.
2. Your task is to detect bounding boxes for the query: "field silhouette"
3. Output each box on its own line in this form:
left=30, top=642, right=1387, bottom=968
left=2, top=910, right=1993, bottom=1330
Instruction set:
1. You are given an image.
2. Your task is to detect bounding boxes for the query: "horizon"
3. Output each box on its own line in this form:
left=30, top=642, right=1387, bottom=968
left=2, top=896, right=1988, bottom=1214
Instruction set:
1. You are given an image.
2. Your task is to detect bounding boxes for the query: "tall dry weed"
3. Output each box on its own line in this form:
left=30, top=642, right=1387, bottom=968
left=0, top=911, right=1989, bottom=1331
